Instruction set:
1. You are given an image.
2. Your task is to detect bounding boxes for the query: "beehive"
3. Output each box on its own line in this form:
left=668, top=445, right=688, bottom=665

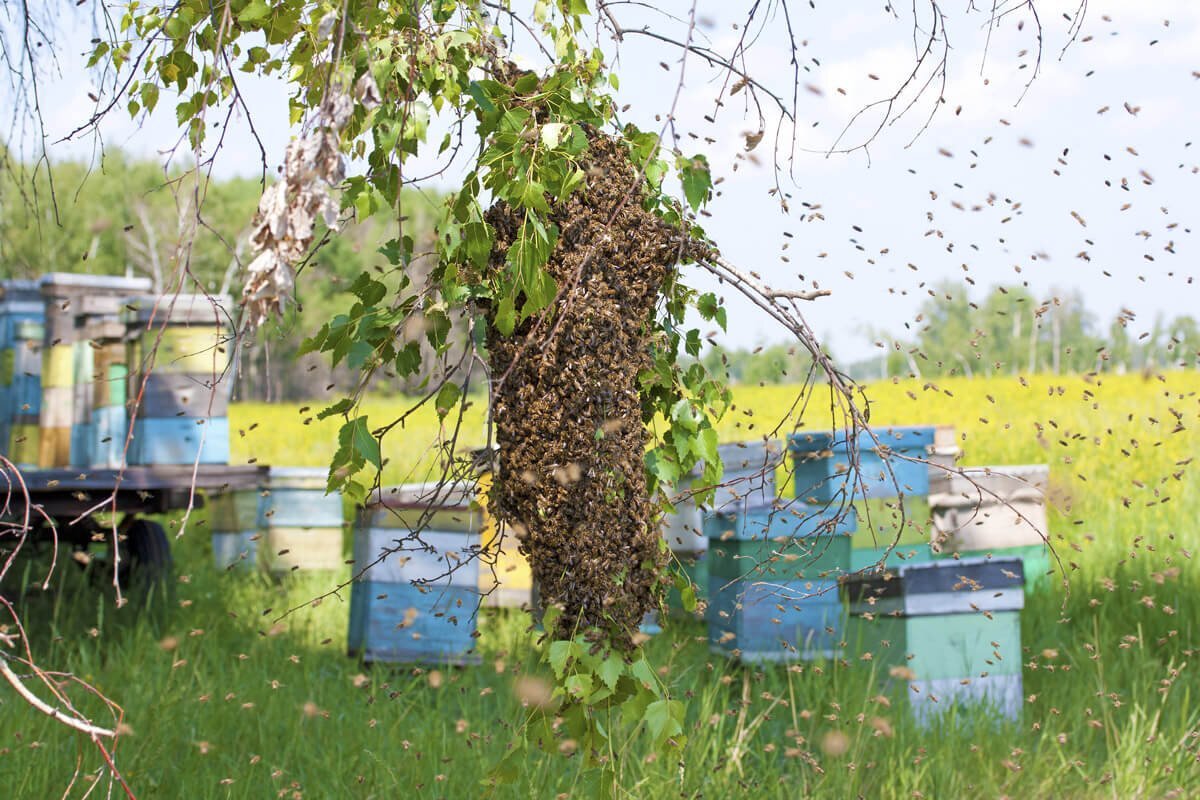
left=661, top=439, right=783, bottom=555
left=844, top=557, right=1025, bottom=723
left=705, top=502, right=854, bottom=661
left=930, top=465, right=1050, bottom=552
left=124, top=293, right=232, bottom=466
left=258, top=467, right=344, bottom=573
left=37, top=273, right=151, bottom=467
left=789, top=425, right=937, bottom=503
left=348, top=488, right=482, bottom=664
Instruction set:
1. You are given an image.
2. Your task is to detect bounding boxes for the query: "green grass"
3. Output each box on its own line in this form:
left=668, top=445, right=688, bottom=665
left=2, top=373, right=1199, bottom=798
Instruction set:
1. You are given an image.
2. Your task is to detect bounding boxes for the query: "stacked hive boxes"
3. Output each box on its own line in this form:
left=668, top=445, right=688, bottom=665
left=37, top=274, right=152, bottom=467
left=930, top=465, right=1052, bottom=589
left=124, top=293, right=232, bottom=465
left=662, top=439, right=782, bottom=615
left=789, top=425, right=948, bottom=572
left=844, top=557, right=1026, bottom=722
left=348, top=486, right=483, bottom=664
left=259, top=467, right=344, bottom=573
left=0, top=281, right=46, bottom=467
left=78, top=293, right=140, bottom=467
left=706, top=502, right=855, bottom=661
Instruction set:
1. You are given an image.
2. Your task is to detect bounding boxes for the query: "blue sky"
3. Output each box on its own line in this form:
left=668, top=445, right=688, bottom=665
left=12, top=1, right=1200, bottom=361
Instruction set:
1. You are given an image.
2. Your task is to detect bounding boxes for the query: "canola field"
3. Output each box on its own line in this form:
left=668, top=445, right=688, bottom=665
left=0, top=372, right=1196, bottom=798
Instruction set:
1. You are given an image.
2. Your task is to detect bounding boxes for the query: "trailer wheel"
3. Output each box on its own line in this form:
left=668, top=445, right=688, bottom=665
left=121, top=519, right=174, bottom=605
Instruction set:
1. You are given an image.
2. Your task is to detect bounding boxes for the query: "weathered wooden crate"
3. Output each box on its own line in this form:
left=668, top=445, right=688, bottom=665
left=8, top=422, right=40, bottom=467
left=661, top=439, right=784, bottom=554
left=42, top=344, right=75, bottom=389
left=930, top=465, right=1050, bottom=552
left=927, top=424, right=960, bottom=495
left=349, top=493, right=483, bottom=664
left=129, top=416, right=231, bottom=465
left=789, top=426, right=937, bottom=503
left=260, top=467, right=344, bottom=574
left=844, top=557, right=1025, bottom=723
left=708, top=578, right=843, bottom=662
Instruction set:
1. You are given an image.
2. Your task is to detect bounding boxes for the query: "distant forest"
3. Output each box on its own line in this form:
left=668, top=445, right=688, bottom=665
left=710, top=282, right=1200, bottom=385
left=3, top=151, right=1196, bottom=398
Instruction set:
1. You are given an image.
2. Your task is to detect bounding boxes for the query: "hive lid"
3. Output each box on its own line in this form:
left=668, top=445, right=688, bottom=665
left=123, top=293, right=233, bottom=325
left=931, top=465, right=1050, bottom=508
left=41, top=273, right=153, bottom=294
left=845, top=555, right=1025, bottom=615
left=788, top=425, right=938, bottom=455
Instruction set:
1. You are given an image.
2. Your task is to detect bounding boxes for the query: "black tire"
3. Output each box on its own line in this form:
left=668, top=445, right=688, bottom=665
left=121, top=519, right=174, bottom=608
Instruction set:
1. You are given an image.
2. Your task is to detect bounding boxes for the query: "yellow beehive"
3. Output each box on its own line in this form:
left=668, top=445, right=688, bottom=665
left=475, top=472, right=532, bottom=607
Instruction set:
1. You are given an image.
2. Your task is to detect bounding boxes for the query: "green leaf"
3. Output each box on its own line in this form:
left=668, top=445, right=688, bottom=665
left=494, top=295, right=516, bottom=337
left=596, top=654, right=624, bottom=691
left=564, top=673, right=594, bottom=701
left=434, top=382, right=461, bottom=418
left=316, top=397, right=354, bottom=420
left=678, top=154, right=713, bottom=211
left=346, top=417, right=381, bottom=470
left=542, top=603, right=563, bottom=635
left=548, top=640, right=574, bottom=679
left=237, top=0, right=271, bottom=23
left=680, top=582, right=697, bottom=613
left=644, top=699, right=685, bottom=746
left=629, top=657, right=657, bottom=691
left=467, top=81, right=497, bottom=114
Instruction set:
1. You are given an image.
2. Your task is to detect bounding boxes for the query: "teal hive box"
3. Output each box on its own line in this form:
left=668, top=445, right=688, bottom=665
left=844, top=557, right=1025, bottom=723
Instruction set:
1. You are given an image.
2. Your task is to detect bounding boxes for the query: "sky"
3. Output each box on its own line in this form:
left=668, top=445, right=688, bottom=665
left=8, top=0, right=1200, bottom=362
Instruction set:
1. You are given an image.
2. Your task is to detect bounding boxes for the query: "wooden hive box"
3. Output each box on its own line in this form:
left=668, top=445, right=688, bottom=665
left=930, top=465, right=1050, bottom=553
left=258, top=467, right=344, bottom=574
left=661, top=439, right=784, bottom=555
left=844, top=557, right=1025, bottom=723
left=348, top=491, right=482, bottom=664
left=708, top=578, right=843, bottom=662
left=208, top=487, right=264, bottom=572
left=705, top=502, right=854, bottom=661
left=789, top=426, right=937, bottom=503
left=129, top=416, right=231, bottom=465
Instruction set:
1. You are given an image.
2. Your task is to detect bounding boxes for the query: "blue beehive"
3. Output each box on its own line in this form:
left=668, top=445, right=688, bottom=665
left=129, top=416, right=231, bottom=465
left=708, top=579, right=843, bottom=662
left=706, top=502, right=854, bottom=662
left=789, top=426, right=936, bottom=503
left=348, top=491, right=482, bottom=664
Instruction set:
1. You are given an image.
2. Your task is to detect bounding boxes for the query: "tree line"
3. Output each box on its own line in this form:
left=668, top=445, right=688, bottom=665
left=0, top=148, right=453, bottom=400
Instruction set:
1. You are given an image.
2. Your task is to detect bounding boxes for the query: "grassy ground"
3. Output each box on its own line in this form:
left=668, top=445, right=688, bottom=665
left=1, top=372, right=1198, bottom=798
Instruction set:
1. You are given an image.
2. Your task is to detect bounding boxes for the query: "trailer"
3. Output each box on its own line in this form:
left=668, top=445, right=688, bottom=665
left=1, top=464, right=267, bottom=589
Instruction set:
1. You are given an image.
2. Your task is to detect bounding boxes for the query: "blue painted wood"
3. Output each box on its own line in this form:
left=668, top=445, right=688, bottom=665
left=212, top=530, right=257, bottom=571
left=347, top=580, right=480, bottom=664
left=789, top=425, right=936, bottom=502
left=260, top=487, right=344, bottom=527
left=708, top=578, right=842, bottom=662
left=90, top=405, right=128, bottom=468
left=354, top=527, right=481, bottom=588
left=11, top=374, right=41, bottom=416
left=70, top=422, right=92, bottom=467
left=129, top=416, right=230, bottom=465
left=703, top=502, right=857, bottom=541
